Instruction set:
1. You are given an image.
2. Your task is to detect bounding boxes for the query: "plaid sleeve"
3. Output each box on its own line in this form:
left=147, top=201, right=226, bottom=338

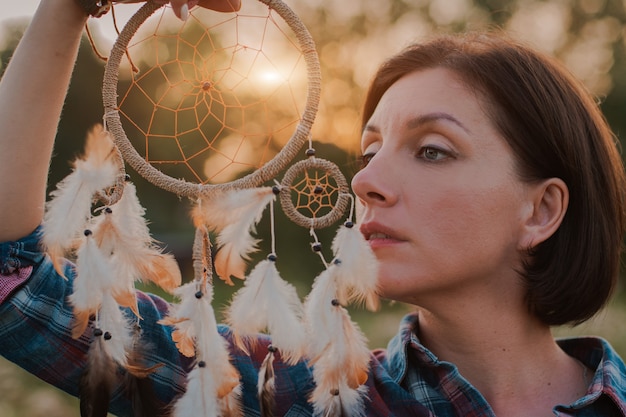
left=0, top=228, right=192, bottom=416
left=0, top=227, right=46, bottom=302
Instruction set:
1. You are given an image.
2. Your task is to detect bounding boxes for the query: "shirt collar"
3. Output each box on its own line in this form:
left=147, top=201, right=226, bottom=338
left=385, top=312, right=626, bottom=414
left=385, top=312, right=426, bottom=384
left=557, top=336, right=626, bottom=413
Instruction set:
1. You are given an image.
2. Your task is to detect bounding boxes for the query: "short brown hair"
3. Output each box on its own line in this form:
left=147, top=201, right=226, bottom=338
left=362, top=31, right=626, bottom=325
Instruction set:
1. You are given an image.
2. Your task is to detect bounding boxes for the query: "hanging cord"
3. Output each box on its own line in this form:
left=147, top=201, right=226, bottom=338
left=84, top=3, right=139, bottom=72
left=309, top=227, right=328, bottom=269
left=344, top=193, right=356, bottom=224
left=268, top=180, right=286, bottom=258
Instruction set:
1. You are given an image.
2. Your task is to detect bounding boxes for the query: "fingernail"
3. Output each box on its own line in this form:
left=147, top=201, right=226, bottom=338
left=180, top=3, right=189, bottom=21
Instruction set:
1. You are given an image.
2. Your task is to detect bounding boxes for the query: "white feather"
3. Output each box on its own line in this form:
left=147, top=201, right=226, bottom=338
left=42, top=171, right=97, bottom=271
left=226, top=259, right=306, bottom=364
left=92, top=184, right=181, bottom=297
left=304, top=265, right=371, bottom=417
left=213, top=224, right=261, bottom=282
left=165, top=282, right=241, bottom=403
left=172, top=366, right=220, bottom=417
left=42, top=127, right=120, bottom=274
left=195, top=187, right=274, bottom=231
left=313, top=305, right=370, bottom=389
left=110, top=182, right=152, bottom=244
left=225, top=262, right=272, bottom=333
left=331, top=223, right=380, bottom=311
left=98, top=292, right=132, bottom=367
left=69, top=234, right=114, bottom=313
left=310, top=380, right=367, bottom=417
left=84, top=210, right=139, bottom=319
left=197, top=188, right=275, bottom=282
left=304, top=267, right=340, bottom=360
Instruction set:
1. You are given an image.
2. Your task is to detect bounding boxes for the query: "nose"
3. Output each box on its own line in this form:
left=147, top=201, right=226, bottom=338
left=351, top=155, right=396, bottom=207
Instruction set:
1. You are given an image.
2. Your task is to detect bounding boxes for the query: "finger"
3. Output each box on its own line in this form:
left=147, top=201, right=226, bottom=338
left=168, top=0, right=188, bottom=20
left=199, top=0, right=241, bottom=12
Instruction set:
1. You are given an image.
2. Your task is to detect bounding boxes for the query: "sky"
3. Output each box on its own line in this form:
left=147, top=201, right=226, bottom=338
left=3, top=1, right=39, bottom=22
left=1, top=1, right=143, bottom=47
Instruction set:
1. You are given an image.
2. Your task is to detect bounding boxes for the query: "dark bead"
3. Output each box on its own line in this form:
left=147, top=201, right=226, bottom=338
left=268, top=345, right=277, bottom=353
left=333, top=258, right=342, bottom=266
left=198, top=361, right=206, bottom=368
left=94, top=328, right=103, bottom=337
left=105, top=207, right=113, bottom=214
left=84, top=229, right=92, bottom=236
left=195, top=291, right=203, bottom=299
left=330, top=388, right=340, bottom=396
left=103, top=332, right=112, bottom=340
left=272, top=185, right=281, bottom=195
left=124, top=174, right=131, bottom=182
left=305, top=148, right=316, bottom=157
left=312, top=242, right=322, bottom=252
left=267, top=254, right=277, bottom=262
left=331, top=299, right=340, bottom=306
left=344, top=221, right=354, bottom=228
left=313, top=186, right=323, bottom=194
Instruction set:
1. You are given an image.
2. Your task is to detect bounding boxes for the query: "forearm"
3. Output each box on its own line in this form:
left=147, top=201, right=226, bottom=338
left=0, top=0, right=87, bottom=242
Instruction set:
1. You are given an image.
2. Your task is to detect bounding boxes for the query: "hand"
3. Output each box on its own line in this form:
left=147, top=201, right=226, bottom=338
left=116, top=0, right=241, bottom=20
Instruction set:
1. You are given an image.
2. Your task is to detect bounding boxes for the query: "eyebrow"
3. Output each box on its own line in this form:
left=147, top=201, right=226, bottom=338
left=364, top=111, right=471, bottom=134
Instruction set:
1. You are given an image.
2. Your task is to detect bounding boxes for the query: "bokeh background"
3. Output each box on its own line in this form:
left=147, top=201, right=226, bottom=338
left=1, top=0, right=625, bottom=415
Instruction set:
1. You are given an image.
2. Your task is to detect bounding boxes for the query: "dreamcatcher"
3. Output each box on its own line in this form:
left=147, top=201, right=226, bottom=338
left=42, top=1, right=379, bottom=416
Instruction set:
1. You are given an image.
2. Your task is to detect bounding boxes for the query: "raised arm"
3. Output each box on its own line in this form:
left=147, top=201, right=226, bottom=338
left=0, top=0, right=87, bottom=242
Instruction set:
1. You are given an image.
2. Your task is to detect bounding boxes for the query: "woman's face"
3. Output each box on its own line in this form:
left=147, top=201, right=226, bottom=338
left=352, top=68, right=535, bottom=306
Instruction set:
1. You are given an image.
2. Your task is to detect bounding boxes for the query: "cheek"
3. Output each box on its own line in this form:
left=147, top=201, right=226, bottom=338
left=422, top=185, right=520, bottom=248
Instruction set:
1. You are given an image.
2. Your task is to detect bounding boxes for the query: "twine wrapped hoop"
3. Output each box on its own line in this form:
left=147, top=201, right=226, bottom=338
left=102, top=0, right=322, bottom=200
left=280, top=157, right=350, bottom=229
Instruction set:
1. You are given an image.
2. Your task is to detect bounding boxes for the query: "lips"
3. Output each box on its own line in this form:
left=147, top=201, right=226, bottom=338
left=368, top=232, right=391, bottom=240
left=359, top=222, right=401, bottom=242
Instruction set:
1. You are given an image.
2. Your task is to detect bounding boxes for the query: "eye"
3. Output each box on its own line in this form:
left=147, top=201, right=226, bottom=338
left=417, top=145, right=452, bottom=162
left=359, top=152, right=376, bottom=169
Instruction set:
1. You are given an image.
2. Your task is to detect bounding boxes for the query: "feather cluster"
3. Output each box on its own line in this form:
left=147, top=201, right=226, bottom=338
left=192, top=188, right=276, bottom=284
left=299, top=219, right=378, bottom=415
left=70, top=182, right=182, bottom=339
left=304, top=265, right=371, bottom=417
left=331, top=221, right=380, bottom=312
left=42, top=125, right=121, bottom=275
left=43, top=126, right=180, bottom=417
left=161, top=282, right=242, bottom=417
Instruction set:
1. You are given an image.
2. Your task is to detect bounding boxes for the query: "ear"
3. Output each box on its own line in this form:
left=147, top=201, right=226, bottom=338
left=518, top=178, right=569, bottom=250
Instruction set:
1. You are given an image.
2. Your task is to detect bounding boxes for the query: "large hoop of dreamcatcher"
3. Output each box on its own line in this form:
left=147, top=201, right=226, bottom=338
left=41, top=1, right=380, bottom=415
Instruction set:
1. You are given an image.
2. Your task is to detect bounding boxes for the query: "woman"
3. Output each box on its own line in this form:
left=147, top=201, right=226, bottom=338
left=1, top=1, right=624, bottom=416
left=351, top=33, right=626, bottom=416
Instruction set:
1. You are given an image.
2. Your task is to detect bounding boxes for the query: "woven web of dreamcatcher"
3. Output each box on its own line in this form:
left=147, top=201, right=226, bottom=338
left=102, top=0, right=348, bottom=214
left=115, top=2, right=306, bottom=186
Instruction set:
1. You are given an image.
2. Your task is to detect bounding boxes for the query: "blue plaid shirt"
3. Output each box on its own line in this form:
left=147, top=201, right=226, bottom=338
left=1, top=228, right=625, bottom=416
